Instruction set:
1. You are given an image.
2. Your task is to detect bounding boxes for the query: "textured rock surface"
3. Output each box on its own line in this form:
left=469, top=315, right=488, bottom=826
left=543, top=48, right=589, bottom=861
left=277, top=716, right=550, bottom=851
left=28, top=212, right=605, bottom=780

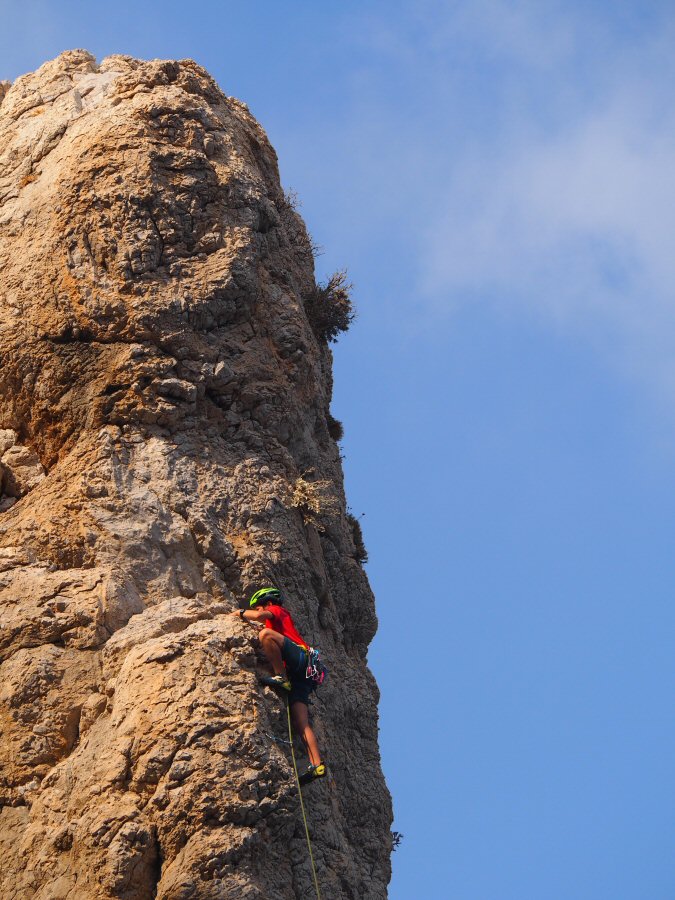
left=0, top=51, right=391, bottom=898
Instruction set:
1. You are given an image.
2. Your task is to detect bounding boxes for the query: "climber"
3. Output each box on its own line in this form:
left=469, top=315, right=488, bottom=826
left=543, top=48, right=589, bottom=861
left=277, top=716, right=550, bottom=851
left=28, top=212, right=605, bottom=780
left=232, top=587, right=326, bottom=786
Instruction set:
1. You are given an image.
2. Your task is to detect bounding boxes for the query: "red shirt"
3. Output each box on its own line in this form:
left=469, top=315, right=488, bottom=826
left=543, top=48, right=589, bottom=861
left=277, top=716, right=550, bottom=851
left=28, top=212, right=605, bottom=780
left=264, top=604, right=309, bottom=649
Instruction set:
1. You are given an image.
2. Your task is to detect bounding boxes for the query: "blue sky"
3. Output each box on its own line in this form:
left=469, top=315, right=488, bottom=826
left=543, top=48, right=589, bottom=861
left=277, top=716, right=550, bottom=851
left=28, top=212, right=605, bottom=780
left=3, top=2, right=675, bottom=897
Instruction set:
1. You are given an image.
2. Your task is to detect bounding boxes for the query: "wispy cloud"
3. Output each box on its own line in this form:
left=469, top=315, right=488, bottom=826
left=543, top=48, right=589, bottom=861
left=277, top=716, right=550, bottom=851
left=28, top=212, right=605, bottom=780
left=318, top=1, right=675, bottom=394
left=424, top=94, right=675, bottom=311
left=412, top=4, right=675, bottom=389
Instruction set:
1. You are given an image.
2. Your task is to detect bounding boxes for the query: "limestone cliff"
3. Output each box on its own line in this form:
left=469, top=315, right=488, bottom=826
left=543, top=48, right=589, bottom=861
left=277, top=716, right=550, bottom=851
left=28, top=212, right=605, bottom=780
left=0, top=51, right=392, bottom=899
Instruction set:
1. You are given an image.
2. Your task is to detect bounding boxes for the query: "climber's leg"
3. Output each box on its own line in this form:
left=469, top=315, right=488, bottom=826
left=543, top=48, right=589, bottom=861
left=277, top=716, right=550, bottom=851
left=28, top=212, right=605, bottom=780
left=259, top=629, right=285, bottom=676
left=290, top=700, right=322, bottom=767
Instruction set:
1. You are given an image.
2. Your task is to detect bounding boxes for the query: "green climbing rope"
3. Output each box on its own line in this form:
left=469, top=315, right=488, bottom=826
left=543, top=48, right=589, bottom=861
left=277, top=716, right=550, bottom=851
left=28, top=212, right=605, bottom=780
left=286, top=697, right=322, bottom=900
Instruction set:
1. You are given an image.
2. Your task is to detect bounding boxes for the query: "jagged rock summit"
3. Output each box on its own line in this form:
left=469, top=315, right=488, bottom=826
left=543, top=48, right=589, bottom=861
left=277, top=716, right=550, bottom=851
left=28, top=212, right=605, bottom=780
left=0, top=51, right=392, bottom=898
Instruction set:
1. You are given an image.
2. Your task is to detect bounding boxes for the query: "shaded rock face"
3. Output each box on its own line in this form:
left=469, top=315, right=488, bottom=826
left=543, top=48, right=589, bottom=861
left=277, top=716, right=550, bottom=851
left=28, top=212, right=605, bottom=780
left=0, top=51, right=392, bottom=899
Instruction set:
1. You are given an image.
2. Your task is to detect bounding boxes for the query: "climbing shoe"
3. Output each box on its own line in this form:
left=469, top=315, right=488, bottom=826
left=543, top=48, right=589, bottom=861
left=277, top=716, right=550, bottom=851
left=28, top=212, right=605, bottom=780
left=260, top=674, right=291, bottom=692
left=299, top=764, right=327, bottom=786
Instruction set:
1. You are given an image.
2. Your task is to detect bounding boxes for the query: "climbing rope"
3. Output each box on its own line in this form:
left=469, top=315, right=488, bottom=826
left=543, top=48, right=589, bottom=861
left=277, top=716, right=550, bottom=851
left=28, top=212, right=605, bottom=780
left=286, top=697, right=322, bottom=900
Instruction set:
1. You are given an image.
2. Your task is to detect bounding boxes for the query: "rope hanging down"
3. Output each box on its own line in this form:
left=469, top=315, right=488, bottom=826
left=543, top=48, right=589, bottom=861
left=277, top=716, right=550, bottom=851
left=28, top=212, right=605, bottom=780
left=286, top=697, right=322, bottom=900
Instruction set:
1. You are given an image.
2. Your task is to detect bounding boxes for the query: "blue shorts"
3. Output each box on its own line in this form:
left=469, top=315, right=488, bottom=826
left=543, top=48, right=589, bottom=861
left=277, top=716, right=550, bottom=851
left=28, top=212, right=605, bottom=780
left=281, top=637, right=316, bottom=706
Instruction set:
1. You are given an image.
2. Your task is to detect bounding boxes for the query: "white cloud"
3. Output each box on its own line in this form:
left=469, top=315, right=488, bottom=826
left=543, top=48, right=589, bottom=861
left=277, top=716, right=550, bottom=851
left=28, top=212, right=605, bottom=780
left=418, top=77, right=675, bottom=396
left=342, top=2, right=675, bottom=395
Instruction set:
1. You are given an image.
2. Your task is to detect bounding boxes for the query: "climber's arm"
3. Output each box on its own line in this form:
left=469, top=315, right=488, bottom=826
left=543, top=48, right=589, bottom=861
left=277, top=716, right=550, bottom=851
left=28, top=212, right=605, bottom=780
left=231, top=608, right=273, bottom=623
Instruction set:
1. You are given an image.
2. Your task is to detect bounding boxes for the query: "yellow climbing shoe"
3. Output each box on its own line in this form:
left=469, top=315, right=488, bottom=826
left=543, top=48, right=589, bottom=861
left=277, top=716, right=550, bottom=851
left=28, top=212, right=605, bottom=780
left=299, top=764, right=327, bottom=786
left=261, top=674, right=291, bottom=691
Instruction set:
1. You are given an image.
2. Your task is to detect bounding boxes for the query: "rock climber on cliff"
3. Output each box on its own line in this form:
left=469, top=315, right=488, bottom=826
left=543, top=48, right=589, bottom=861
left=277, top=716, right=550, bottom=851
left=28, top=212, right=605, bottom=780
left=232, top=587, right=326, bottom=786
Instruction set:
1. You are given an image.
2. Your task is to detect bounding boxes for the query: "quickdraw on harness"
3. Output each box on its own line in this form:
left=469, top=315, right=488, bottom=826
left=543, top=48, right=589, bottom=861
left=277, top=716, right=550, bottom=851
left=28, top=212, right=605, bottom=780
left=305, top=647, right=327, bottom=685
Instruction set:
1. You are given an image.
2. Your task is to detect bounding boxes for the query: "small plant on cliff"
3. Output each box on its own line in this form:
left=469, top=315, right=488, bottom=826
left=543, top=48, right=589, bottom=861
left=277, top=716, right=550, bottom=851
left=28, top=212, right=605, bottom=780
left=309, top=236, right=324, bottom=261
left=304, top=270, right=354, bottom=344
left=326, top=413, right=344, bottom=442
left=279, top=187, right=301, bottom=212
left=347, top=511, right=368, bottom=565
left=289, top=474, right=339, bottom=531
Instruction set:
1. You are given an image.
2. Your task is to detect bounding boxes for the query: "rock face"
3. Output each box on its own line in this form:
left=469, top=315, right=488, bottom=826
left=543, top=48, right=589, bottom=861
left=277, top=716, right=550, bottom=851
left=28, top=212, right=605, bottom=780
left=0, top=51, right=392, bottom=899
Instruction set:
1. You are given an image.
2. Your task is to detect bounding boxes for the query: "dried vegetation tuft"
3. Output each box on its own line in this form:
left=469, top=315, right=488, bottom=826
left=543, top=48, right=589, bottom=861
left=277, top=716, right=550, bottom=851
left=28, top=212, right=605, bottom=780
left=289, top=474, right=340, bottom=531
left=304, top=270, right=354, bottom=344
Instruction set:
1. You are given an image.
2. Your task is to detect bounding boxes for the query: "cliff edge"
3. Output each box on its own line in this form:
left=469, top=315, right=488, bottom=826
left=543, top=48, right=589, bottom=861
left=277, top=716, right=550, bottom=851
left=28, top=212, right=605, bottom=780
left=0, top=50, right=392, bottom=899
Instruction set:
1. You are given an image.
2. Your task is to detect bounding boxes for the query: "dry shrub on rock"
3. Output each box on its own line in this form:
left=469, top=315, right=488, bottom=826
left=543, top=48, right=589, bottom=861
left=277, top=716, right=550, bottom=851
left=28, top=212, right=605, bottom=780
left=289, top=474, right=340, bottom=530
left=304, top=270, right=354, bottom=344
left=326, top=413, right=344, bottom=442
left=347, top=512, right=368, bottom=565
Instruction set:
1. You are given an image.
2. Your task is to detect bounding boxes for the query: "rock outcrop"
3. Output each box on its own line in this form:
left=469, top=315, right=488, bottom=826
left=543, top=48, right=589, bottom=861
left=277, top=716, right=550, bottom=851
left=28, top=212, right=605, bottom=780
left=0, top=51, right=391, bottom=899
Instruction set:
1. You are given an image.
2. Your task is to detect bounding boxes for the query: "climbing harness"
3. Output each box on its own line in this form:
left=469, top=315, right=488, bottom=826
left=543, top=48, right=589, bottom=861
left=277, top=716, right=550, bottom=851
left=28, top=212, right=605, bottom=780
left=305, top=647, right=327, bottom=685
left=286, top=696, right=322, bottom=900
